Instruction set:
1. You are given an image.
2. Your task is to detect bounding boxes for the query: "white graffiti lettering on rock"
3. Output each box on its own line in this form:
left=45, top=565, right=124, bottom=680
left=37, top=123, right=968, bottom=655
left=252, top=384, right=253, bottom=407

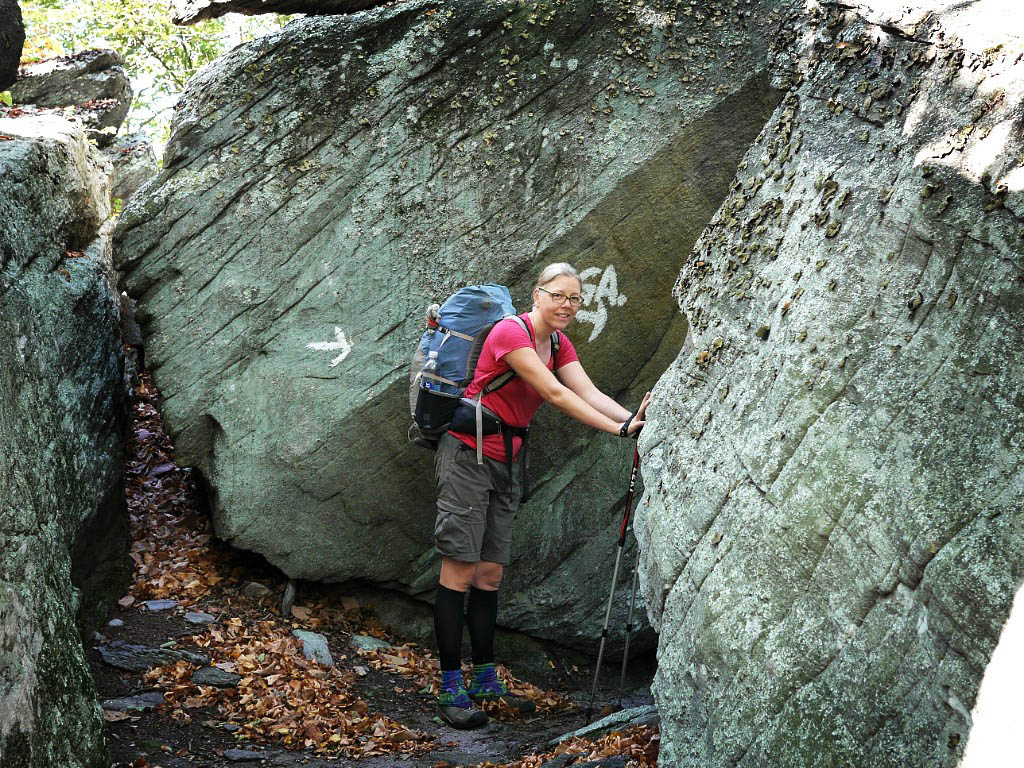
left=576, top=264, right=627, bottom=342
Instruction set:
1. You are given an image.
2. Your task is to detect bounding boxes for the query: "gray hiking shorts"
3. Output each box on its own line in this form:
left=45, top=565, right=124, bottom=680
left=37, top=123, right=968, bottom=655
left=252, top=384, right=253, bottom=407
left=433, top=432, right=521, bottom=565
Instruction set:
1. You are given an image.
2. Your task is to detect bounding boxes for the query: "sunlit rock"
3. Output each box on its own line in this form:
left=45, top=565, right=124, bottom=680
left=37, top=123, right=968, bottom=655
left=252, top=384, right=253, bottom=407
left=11, top=49, right=132, bottom=146
left=114, top=0, right=796, bottom=652
left=172, top=0, right=388, bottom=25
left=637, top=1, right=1024, bottom=765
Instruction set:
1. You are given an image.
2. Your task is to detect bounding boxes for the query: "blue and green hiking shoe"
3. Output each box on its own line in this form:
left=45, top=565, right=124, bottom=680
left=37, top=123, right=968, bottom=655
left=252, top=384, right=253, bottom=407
left=437, top=670, right=488, bottom=729
left=467, top=663, right=537, bottom=714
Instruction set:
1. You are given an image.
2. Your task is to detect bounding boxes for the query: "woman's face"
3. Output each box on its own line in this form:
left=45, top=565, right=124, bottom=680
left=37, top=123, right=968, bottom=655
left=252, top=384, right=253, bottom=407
left=533, top=274, right=583, bottom=332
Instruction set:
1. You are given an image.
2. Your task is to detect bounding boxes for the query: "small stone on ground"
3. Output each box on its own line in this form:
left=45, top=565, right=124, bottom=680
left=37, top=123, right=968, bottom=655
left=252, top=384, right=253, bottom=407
left=548, top=704, right=659, bottom=747
left=145, top=599, right=178, bottom=611
left=101, top=691, right=165, bottom=711
left=292, top=629, right=334, bottom=667
left=576, top=757, right=628, bottom=768
left=241, top=582, right=272, bottom=598
left=98, top=640, right=209, bottom=672
left=350, top=634, right=392, bottom=652
left=425, top=750, right=508, bottom=765
left=223, top=748, right=265, bottom=761
left=185, top=610, right=216, bottom=624
left=538, top=755, right=589, bottom=768
left=191, top=666, right=242, bottom=687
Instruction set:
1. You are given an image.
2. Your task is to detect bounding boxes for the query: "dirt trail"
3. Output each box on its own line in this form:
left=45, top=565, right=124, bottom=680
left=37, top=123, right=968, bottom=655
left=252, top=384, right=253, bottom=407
left=88, top=370, right=658, bottom=768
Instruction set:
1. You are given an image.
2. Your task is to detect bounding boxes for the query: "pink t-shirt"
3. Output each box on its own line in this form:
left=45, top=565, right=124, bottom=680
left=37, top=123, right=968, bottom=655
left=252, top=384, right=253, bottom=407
left=450, top=313, right=578, bottom=461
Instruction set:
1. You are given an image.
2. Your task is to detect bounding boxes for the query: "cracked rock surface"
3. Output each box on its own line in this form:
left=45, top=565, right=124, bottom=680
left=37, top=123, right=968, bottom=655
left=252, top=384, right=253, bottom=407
left=114, top=0, right=796, bottom=651
left=0, top=114, right=128, bottom=768
left=637, top=1, right=1024, bottom=765
left=104, top=132, right=160, bottom=204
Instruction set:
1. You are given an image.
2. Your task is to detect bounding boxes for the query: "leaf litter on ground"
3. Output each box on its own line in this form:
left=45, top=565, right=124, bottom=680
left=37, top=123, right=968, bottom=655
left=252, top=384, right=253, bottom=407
left=116, top=367, right=657, bottom=765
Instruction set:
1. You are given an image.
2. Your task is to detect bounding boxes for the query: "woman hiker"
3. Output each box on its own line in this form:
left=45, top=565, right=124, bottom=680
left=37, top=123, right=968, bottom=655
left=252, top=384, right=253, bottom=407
left=432, top=262, right=650, bottom=728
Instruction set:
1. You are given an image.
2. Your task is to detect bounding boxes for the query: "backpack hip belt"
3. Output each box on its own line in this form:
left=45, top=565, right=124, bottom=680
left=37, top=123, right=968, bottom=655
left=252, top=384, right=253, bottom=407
left=451, top=396, right=532, bottom=502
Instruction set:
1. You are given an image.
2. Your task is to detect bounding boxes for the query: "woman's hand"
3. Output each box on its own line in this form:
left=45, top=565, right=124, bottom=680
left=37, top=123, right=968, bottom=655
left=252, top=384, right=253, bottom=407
left=621, top=391, right=651, bottom=438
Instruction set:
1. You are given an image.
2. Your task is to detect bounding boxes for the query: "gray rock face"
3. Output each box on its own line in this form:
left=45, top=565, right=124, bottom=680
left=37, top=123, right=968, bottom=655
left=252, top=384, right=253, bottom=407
left=172, top=0, right=388, bottom=25
left=114, top=0, right=794, bottom=652
left=12, top=49, right=133, bottom=145
left=104, top=133, right=159, bottom=204
left=0, top=115, right=126, bottom=768
left=636, top=2, right=1024, bottom=766
left=0, top=0, right=24, bottom=90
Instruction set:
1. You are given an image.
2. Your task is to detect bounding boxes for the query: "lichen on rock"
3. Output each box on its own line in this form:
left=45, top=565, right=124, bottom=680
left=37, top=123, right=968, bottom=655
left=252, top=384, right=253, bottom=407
left=0, top=114, right=128, bottom=768
left=637, top=2, right=1024, bottom=765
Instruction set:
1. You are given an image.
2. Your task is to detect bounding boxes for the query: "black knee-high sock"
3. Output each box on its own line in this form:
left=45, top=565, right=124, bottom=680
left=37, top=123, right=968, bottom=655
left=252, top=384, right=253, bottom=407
left=434, top=584, right=466, bottom=671
left=466, top=586, right=498, bottom=665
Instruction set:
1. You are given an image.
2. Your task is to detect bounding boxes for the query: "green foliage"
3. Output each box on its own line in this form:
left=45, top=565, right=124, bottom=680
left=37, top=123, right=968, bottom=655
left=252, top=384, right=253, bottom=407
left=21, top=1, right=295, bottom=143
left=0, top=91, right=12, bottom=107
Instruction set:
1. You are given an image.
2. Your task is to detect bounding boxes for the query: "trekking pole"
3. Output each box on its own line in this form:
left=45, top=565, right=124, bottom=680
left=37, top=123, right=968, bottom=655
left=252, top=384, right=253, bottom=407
left=585, top=441, right=641, bottom=725
left=617, top=550, right=641, bottom=709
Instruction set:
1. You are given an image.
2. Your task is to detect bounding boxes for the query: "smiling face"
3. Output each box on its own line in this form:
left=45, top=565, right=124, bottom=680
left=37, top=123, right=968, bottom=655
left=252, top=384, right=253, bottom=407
left=533, top=273, right=583, bottom=332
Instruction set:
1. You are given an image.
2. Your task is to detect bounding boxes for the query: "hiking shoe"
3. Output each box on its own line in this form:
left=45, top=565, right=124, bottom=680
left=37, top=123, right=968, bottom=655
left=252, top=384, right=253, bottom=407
left=468, top=663, right=537, bottom=714
left=437, top=687, right=488, bottom=729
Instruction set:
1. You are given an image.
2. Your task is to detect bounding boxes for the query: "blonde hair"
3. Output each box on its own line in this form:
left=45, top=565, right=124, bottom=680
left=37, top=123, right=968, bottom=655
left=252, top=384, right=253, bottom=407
left=536, top=262, right=582, bottom=290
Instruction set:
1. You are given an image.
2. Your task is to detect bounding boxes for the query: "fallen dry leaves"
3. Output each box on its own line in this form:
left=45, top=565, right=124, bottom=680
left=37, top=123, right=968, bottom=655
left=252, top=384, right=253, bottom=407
left=481, top=725, right=660, bottom=768
left=122, top=372, right=432, bottom=757
left=119, top=367, right=656, bottom=764
left=125, top=383, right=223, bottom=608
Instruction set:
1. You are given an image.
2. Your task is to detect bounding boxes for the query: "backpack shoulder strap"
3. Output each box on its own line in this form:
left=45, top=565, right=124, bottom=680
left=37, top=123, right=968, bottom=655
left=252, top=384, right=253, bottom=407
left=549, top=330, right=562, bottom=380
left=510, top=314, right=534, bottom=342
left=480, top=315, right=532, bottom=395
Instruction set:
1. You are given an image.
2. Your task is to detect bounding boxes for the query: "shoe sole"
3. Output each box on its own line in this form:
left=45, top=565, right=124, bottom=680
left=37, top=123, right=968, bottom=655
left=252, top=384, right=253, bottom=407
left=437, top=708, right=488, bottom=729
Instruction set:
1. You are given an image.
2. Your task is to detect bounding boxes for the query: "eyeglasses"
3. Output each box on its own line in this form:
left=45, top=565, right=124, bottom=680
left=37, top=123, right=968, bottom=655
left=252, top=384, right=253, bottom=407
left=537, top=286, right=583, bottom=307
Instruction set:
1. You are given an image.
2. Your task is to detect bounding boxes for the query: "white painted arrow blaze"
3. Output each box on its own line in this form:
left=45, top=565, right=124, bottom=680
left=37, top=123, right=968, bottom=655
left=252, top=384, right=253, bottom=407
left=306, top=327, right=353, bottom=367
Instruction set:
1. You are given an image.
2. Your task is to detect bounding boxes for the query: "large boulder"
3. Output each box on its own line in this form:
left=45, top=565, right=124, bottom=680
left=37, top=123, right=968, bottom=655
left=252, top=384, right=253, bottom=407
left=0, top=0, right=24, bottom=90
left=172, top=0, right=389, bottom=25
left=11, top=49, right=132, bottom=146
left=637, top=1, right=1024, bottom=765
left=0, top=114, right=127, bottom=767
left=114, top=0, right=796, bottom=652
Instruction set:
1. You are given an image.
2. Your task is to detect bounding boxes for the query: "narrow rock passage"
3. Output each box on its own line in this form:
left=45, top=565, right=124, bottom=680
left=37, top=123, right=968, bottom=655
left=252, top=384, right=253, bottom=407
left=89, top=367, right=658, bottom=767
